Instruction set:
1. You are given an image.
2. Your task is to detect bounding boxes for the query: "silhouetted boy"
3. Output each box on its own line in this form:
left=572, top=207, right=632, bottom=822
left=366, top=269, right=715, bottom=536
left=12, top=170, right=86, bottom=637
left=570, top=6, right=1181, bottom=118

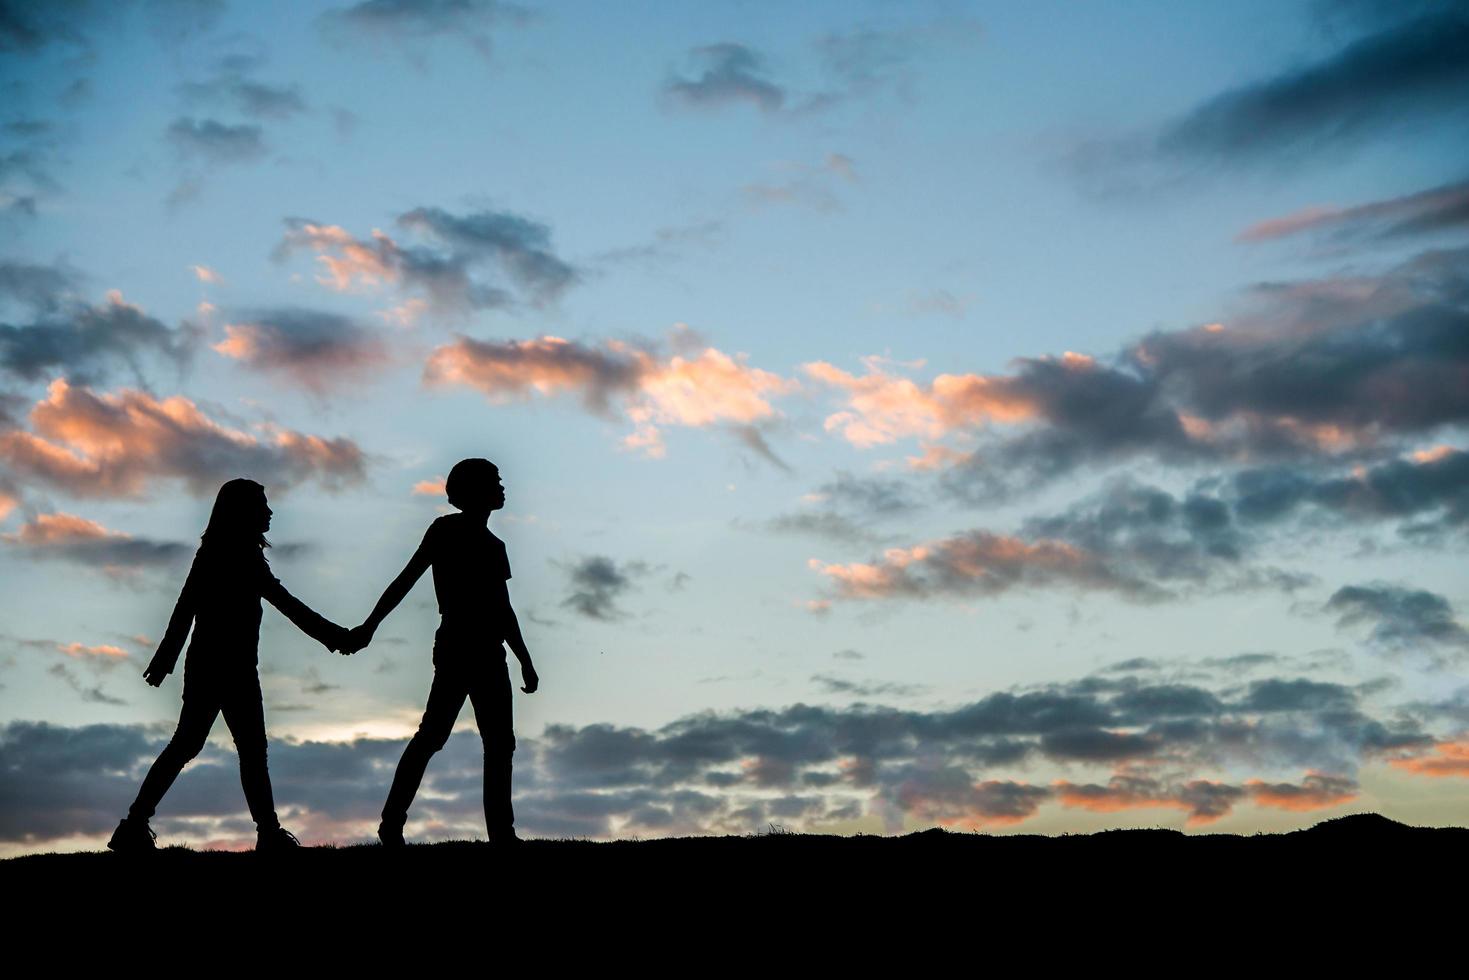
left=346, top=458, right=538, bottom=846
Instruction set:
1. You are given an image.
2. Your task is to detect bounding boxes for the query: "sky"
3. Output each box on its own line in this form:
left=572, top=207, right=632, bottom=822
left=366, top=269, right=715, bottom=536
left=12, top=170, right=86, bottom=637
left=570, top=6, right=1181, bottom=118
left=2, top=0, right=1468, bottom=855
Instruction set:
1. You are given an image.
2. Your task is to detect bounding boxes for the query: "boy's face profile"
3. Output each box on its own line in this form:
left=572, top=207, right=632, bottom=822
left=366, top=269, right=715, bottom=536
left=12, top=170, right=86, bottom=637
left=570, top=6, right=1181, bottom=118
left=447, top=460, right=505, bottom=514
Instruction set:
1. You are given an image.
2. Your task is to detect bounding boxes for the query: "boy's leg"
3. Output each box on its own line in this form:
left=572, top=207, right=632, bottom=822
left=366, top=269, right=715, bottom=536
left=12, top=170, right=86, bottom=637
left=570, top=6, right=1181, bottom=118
left=220, top=677, right=280, bottom=832
left=381, top=666, right=469, bottom=833
left=467, top=658, right=515, bottom=839
left=128, top=697, right=220, bottom=822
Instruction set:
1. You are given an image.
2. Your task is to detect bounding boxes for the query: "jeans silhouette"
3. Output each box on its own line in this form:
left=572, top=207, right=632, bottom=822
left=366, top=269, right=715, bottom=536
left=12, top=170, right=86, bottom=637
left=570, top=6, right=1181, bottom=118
left=129, top=673, right=281, bottom=831
left=382, top=628, right=515, bottom=837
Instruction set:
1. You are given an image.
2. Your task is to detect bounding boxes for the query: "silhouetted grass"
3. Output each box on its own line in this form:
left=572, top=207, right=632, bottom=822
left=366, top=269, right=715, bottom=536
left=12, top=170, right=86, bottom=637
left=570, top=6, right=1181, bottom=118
left=4, top=814, right=1462, bottom=941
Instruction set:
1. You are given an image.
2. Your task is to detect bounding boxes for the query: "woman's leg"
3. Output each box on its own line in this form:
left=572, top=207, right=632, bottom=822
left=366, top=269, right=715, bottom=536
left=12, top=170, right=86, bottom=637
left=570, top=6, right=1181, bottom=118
left=220, top=676, right=280, bottom=832
left=128, top=697, right=220, bottom=822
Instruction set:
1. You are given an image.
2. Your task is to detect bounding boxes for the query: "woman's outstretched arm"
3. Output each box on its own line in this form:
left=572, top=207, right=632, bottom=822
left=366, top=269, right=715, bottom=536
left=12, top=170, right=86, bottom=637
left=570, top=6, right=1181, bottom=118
left=262, top=571, right=349, bottom=651
left=145, top=558, right=201, bottom=686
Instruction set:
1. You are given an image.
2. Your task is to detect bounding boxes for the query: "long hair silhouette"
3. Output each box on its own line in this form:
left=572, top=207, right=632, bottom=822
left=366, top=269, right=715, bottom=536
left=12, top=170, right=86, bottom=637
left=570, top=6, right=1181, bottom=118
left=107, top=479, right=347, bottom=853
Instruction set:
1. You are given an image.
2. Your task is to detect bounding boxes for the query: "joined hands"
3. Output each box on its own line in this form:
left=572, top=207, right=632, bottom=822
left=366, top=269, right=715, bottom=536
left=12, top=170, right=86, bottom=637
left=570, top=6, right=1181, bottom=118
left=335, top=622, right=375, bottom=656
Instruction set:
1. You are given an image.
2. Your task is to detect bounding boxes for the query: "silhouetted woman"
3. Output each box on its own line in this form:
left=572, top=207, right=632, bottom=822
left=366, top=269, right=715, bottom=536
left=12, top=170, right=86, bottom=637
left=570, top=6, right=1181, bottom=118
left=107, top=478, right=346, bottom=852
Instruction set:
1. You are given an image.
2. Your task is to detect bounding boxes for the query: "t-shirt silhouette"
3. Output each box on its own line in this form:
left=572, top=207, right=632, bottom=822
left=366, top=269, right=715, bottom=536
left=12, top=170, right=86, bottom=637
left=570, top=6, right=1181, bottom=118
left=421, top=512, right=512, bottom=626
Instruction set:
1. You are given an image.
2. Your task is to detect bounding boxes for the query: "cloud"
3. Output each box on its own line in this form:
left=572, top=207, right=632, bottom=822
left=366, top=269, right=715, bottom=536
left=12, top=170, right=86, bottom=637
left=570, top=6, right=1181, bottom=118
left=1389, top=739, right=1469, bottom=777
left=1, top=286, right=195, bottom=385
left=811, top=674, right=924, bottom=699
left=213, top=308, right=390, bottom=392
left=1325, top=583, right=1469, bottom=656
left=0, top=658, right=1431, bottom=847
left=166, top=117, right=268, bottom=166
left=812, top=246, right=1469, bottom=502
left=178, top=63, right=308, bottom=121
left=1238, top=176, right=1469, bottom=243
left=276, top=206, right=578, bottom=314
left=0, top=0, right=96, bottom=53
left=0, top=378, right=367, bottom=498
left=808, top=529, right=1158, bottom=605
left=664, top=43, right=786, bottom=114
left=424, top=333, right=793, bottom=458
left=1, top=511, right=190, bottom=573
left=412, top=476, right=446, bottom=496
left=558, top=555, right=649, bottom=621
left=1156, top=10, right=1469, bottom=164
left=319, top=0, right=532, bottom=61
left=47, top=664, right=127, bottom=706
left=143, top=0, right=228, bottom=46
left=803, top=354, right=1047, bottom=449
left=397, top=206, right=577, bottom=305
left=743, top=154, right=857, bottom=212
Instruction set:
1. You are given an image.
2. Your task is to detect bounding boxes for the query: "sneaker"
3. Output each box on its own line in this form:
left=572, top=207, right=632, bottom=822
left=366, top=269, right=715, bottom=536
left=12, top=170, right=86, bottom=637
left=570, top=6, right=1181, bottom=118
left=488, top=828, right=521, bottom=846
left=256, top=826, right=302, bottom=852
left=107, top=818, right=157, bottom=853
left=377, top=821, right=405, bottom=848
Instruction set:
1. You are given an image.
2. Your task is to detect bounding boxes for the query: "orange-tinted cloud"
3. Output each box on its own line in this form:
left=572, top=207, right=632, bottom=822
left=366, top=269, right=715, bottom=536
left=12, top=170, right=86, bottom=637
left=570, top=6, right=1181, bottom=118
left=803, top=355, right=1038, bottom=448
left=412, top=477, right=446, bottom=496
left=425, top=333, right=794, bottom=458
left=0, top=379, right=366, bottom=497
left=1389, top=740, right=1469, bottom=778
left=1056, top=771, right=1356, bottom=823
left=809, top=529, right=1141, bottom=602
left=55, top=642, right=129, bottom=660
left=1244, top=772, right=1358, bottom=811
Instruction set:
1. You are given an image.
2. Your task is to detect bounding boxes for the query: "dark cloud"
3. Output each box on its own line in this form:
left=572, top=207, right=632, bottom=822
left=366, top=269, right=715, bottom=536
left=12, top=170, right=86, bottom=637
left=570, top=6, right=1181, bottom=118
left=665, top=43, right=786, bottom=114
left=761, top=470, right=920, bottom=544
left=816, top=471, right=920, bottom=517
left=0, top=658, right=1437, bottom=846
left=1239, top=176, right=1469, bottom=244
left=47, top=663, right=126, bottom=706
left=2, top=511, right=191, bottom=573
left=1326, top=583, right=1469, bottom=655
left=1223, top=447, right=1469, bottom=535
left=811, top=474, right=1322, bottom=607
left=0, top=281, right=195, bottom=385
left=319, top=0, right=531, bottom=61
left=276, top=205, right=578, bottom=314
left=166, top=117, right=268, bottom=166
left=731, top=425, right=791, bottom=473
left=0, top=0, right=94, bottom=53
left=396, top=206, right=577, bottom=306
left=558, top=555, right=650, bottom=622
left=213, top=307, right=389, bottom=392
left=761, top=511, right=882, bottom=546
left=0, top=260, right=76, bottom=314
left=144, top=0, right=227, bottom=46
left=928, top=246, right=1469, bottom=501
left=811, top=674, right=924, bottom=699
left=179, top=76, right=308, bottom=121
left=1157, top=11, right=1469, bottom=164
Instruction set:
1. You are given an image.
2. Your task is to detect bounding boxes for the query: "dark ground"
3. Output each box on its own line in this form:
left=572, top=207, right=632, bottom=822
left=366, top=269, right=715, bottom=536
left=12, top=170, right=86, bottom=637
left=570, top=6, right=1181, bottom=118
left=5, top=813, right=1461, bottom=953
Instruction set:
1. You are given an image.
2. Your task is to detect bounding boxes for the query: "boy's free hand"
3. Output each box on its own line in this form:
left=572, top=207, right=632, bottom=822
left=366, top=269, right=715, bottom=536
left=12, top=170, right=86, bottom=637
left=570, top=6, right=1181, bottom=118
left=143, top=658, right=169, bottom=688
left=520, top=662, right=539, bottom=694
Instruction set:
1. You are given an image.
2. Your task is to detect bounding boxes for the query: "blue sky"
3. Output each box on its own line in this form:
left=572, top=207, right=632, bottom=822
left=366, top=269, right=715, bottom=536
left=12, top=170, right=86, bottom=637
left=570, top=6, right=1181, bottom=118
left=3, top=0, right=1468, bottom=853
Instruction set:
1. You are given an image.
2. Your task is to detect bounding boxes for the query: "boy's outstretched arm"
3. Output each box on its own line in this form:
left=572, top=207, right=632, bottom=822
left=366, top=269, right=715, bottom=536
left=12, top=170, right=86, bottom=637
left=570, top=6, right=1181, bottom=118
left=499, top=582, right=538, bottom=693
left=348, top=544, right=431, bottom=652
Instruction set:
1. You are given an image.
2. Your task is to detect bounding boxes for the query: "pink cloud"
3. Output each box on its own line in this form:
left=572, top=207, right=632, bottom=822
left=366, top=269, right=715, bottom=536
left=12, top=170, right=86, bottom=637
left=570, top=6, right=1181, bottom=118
left=424, top=333, right=794, bottom=458
left=0, top=379, right=366, bottom=497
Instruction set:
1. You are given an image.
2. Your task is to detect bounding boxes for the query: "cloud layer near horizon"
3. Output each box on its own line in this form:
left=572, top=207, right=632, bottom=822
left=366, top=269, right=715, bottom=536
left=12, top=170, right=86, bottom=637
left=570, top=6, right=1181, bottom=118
left=6, top=654, right=1458, bottom=846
